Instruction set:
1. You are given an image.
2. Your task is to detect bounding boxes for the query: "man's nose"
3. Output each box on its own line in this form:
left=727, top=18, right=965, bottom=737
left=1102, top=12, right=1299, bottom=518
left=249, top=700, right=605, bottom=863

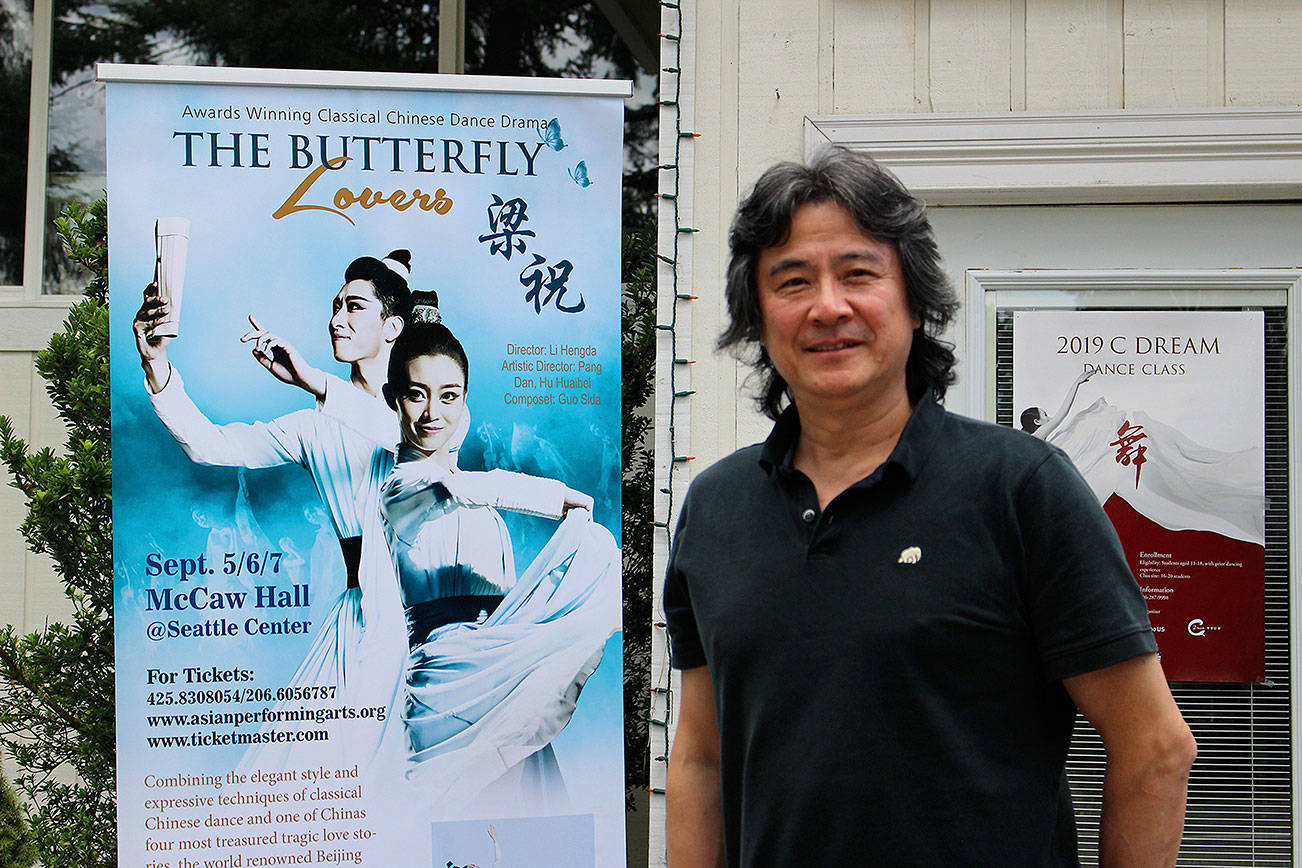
left=809, top=277, right=852, bottom=322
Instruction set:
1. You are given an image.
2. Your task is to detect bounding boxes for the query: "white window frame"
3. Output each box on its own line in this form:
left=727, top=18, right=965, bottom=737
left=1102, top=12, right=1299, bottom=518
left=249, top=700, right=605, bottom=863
left=4, top=0, right=75, bottom=349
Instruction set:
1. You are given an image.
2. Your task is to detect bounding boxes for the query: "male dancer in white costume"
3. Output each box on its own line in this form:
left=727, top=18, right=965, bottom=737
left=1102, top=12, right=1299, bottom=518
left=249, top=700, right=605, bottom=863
left=132, top=250, right=415, bottom=774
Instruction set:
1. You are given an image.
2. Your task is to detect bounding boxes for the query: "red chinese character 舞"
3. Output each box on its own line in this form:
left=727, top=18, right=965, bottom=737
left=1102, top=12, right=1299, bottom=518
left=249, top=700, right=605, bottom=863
left=1110, top=420, right=1148, bottom=488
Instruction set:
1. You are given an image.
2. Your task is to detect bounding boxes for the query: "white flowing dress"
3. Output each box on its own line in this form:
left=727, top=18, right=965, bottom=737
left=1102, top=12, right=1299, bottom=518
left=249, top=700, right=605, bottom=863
left=378, top=448, right=621, bottom=817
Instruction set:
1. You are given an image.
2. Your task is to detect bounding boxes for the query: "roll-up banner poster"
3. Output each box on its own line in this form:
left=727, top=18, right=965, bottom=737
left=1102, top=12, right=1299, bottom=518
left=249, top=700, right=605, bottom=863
left=102, top=63, right=630, bottom=867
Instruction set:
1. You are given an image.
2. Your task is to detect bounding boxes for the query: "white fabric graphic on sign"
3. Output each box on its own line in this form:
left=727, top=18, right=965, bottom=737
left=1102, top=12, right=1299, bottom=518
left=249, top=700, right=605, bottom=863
left=379, top=450, right=620, bottom=817
left=1048, top=398, right=1265, bottom=546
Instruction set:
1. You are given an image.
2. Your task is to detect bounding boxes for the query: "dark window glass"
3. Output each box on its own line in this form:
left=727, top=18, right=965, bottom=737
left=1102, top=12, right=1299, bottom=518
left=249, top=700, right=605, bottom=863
left=0, top=0, right=32, bottom=286
left=43, top=3, right=108, bottom=293
left=40, top=4, right=215, bottom=292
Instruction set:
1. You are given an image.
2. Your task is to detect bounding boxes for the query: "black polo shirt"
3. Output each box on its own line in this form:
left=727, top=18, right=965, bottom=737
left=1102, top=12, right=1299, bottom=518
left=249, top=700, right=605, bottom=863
left=664, top=392, right=1156, bottom=867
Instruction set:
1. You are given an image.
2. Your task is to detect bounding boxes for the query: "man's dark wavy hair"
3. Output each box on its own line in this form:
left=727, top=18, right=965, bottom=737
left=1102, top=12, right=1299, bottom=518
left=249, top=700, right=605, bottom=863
left=718, top=147, right=958, bottom=419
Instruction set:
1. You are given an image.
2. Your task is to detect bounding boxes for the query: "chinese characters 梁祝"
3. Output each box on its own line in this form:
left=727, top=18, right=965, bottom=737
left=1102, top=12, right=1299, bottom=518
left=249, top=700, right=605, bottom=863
left=478, top=194, right=585, bottom=315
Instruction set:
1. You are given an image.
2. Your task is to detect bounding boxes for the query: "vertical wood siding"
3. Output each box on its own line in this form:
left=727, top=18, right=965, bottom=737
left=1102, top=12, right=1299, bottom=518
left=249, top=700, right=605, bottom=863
left=652, top=2, right=1302, bottom=864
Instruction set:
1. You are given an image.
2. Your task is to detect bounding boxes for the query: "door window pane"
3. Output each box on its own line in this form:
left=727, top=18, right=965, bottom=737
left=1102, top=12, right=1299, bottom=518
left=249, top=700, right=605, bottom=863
left=0, top=0, right=32, bottom=287
left=43, top=4, right=106, bottom=293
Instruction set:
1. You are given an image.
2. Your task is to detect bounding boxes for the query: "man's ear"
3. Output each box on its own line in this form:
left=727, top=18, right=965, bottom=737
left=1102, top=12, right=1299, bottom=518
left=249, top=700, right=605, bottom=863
left=383, top=315, right=404, bottom=343
left=382, top=383, right=398, bottom=410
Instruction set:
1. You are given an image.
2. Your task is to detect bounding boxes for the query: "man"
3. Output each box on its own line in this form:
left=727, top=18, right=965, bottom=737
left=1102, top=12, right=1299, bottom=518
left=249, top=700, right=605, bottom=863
left=663, top=149, right=1196, bottom=866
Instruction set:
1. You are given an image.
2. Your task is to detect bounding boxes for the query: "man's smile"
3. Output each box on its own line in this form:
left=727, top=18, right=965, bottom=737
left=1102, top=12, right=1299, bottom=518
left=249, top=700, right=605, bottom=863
left=805, top=338, right=864, bottom=353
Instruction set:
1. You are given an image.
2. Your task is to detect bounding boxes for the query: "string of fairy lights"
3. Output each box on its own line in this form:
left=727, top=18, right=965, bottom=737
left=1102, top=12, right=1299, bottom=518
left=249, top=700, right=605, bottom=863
left=648, top=0, right=694, bottom=802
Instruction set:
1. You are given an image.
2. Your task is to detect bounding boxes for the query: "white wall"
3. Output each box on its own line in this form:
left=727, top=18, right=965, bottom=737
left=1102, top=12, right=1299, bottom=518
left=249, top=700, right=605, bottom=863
left=650, top=0, right=1302, bottom=862
left=1, top=0, right=75, bottom=638
left=0, top=305, right=74, bottom=635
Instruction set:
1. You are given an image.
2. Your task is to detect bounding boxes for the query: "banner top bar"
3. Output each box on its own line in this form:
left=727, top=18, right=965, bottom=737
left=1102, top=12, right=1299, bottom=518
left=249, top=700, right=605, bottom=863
left=96, top=63, right=633, bottom=98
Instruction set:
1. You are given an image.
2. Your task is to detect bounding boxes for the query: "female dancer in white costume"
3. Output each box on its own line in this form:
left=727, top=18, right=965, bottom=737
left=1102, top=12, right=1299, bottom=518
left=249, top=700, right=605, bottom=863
left=336, top=295, right=620, bottom=816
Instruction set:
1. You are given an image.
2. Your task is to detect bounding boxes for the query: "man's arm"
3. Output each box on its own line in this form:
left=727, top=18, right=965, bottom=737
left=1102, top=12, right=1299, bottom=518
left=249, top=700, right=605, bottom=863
left=147, top=368, right=312, bottom=468
left=1064, top=653, right=1197, bottom=867
left=667, top=665, right=726, bottom=868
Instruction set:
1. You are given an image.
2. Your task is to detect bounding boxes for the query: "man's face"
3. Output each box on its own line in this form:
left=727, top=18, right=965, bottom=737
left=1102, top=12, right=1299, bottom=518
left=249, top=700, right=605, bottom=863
left=330, top=279, right=398, bottom=363
left=396, top=354, right=467, bottom=456
left=756, top=201, right=920, bottom=412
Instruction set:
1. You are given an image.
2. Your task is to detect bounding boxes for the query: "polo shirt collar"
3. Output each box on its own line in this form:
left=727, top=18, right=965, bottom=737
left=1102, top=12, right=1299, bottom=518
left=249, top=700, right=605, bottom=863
left=758, top=389, right=945, bottom=484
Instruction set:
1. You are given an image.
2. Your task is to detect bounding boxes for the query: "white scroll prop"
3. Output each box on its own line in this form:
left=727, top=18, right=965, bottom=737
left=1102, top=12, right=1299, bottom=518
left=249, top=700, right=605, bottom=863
left=153, top=218, right=191, bottom=338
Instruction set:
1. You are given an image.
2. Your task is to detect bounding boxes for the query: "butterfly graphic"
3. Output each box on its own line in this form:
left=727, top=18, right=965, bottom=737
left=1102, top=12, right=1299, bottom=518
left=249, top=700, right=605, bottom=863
left=568, top=161, right=592, bottom=188
left=539, top=117, right=566, bottom=151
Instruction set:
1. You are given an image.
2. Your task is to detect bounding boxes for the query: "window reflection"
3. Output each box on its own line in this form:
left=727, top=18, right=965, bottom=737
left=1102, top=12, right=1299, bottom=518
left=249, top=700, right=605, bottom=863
left=43, top=4, right=106, bottom=293
left=42, top=61, right=102, bottom=293
left=0, top=0, right=32, bottom=287
left=42, top=5, right=194, bottom=292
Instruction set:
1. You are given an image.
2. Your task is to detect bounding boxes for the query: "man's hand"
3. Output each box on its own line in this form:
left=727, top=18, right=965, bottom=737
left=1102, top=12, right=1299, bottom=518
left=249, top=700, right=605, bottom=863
left=133, top=283, right=173, bottom=394
left=240, top=316, right=327, bottom=400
